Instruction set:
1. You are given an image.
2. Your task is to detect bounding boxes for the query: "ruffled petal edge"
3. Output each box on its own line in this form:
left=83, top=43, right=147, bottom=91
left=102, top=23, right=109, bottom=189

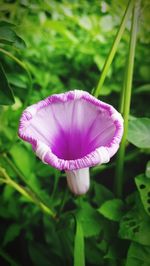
left=18, top=90, right=124, bottom=170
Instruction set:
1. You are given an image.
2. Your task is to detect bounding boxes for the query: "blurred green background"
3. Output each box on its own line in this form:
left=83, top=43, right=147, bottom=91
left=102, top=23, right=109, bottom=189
left=0, top=0, right=150, bottom=265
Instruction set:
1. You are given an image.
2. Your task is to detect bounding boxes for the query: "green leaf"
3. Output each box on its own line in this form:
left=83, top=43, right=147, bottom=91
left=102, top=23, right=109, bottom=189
left=10, top=144, right=35, bottom=177
left=0, top=156, right=16, bottom=178
left=7, top=73, right=27, bottom=88
left=98, top=199, right=124, bottom=222
left=126, top=258, right=141, bottom=266
left=3, top=224, right=21, bottom=246
left=127, top=117, right=150, bottom=149
left=126, top=242, right=150, bottom=266
left=13, top=35, right=26, bottom=49
left=119, top=197, right=150, bottom=246
left=3, top=185, right=15, bottom=202
left=0, top=21, right=15, bottom=28
left=93, top=182, right=114, bottom=207
left=0, top=23, right=26, bottom=48
left=146, top=161, right=150, bottom=178
left=74, top=217, right=85, bottom=266
left=135, top=174, right=150, bottom=216
left=76, top=201, right=103, bottom=237
left=0, top=64, right=15, bottom=105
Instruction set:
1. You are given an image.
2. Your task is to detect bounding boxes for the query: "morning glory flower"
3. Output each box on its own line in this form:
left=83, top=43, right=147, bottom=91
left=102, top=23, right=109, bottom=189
left=18, top=90, right=123, bottom=195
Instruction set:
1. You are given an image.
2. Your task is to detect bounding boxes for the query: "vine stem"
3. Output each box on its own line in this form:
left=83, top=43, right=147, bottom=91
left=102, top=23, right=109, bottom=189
left=94, top=0, right=134, bottom=98
left=0, top=166, right=56, bottom=218
left=114, top=0, right=141, bottom=197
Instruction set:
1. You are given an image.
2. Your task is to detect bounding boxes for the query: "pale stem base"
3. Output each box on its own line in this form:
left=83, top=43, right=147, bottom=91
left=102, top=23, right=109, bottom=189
left=65, top=168, right=90, bottom=195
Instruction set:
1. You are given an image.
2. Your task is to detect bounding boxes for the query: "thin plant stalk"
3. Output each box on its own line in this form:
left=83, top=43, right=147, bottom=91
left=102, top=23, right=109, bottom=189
left=114, top=0, right=141, bottom=197
left=94, top=0, right=134, bottom=98
left=0, top=167, right=56, bottom=218
left=119, top=64, right=127, bottom=113
left=74, top=216, right=85, bottom=266
left=2, top=153, right=56, bottom=217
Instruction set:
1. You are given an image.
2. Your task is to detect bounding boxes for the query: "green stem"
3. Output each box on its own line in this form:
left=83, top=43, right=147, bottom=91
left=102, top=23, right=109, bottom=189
left=74, top=216, right=85, bottom=266
left=4, top=153, right=48, bottom=204
left=94, top=0, right=134, bottom=98
left=114, top=0, right=141, bottom=197
left=3, top=153, right=30, bottom=184
left=57, top=188, right=69, bottom=216
left=0, top=47, right=32, bottom=108
left=0, top=47, right=27, bottom=70
left=0, top=166, right=56, bottom=218
left=119, top=64, right=127, bottom=113
left=0, top=169, right=31, bottom=200
left=10, top=178, right=55, bottom=217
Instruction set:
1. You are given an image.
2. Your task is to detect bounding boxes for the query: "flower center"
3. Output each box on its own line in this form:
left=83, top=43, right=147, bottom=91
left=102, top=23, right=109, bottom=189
left=50, top=99, right=115, bottom=160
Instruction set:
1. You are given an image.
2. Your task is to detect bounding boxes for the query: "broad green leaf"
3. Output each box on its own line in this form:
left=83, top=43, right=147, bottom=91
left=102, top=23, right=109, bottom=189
left=13, top=35, right=26, bottom=49
left=98, top=199, right=124, bottom=222
left=126, top=242, right=150, bottom=266
left=0, top=24, right=26, bottom=48
left=93, top=182, right=114, bottom=207
left=0, top=26, right=16, bottom=42
left=0, top=20, right=15, bottom=28
left=145, top=161, right=150, bottom=178
left=135, top=174, right=150, bottom=216
left=0, top=156, right=16, bottom=178
left=0, top=128, right=15, bottom=152
left=7, top=73, right=27, bottom=88
left=127, top=117, right=150, bottom=149
left=10, top=144, right=35, bottom=177
left=3, top=185, right=15, bottom=201
left=119, top=198, right=150, bottom=246
left=74, top=217, right=85, bottom=266
left=126, top=258, right=142, bottom=266
left=0, top=64, right=15, bottom=105
left=76, top=201, right=103, bottom=237
left=3, top=224, right=21, bottom=246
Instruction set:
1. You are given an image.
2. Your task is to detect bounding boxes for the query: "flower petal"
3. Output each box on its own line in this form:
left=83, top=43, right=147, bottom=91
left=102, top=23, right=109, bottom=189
left=18, top=90, right=123, bottom=170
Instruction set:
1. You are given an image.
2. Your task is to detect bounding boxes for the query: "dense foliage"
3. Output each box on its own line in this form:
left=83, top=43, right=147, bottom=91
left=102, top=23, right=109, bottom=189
left=0, top=0, right=150, bottom=265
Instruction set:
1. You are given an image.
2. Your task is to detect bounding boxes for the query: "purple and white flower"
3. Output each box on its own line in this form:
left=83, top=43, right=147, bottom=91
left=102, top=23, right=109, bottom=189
left=18, top=90, right=123, bottom=195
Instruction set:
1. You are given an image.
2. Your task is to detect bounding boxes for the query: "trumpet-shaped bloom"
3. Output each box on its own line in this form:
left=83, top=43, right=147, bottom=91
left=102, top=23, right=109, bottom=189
left=18, top=90, right=123, bottom=195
